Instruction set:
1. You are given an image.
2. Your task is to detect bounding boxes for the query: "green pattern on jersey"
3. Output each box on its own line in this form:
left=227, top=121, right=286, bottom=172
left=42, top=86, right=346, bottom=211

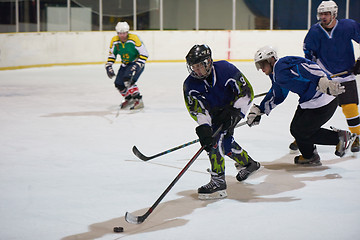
left=114, top=42, right=138, bottom=64
left=110, top=34, right=142, bottom=65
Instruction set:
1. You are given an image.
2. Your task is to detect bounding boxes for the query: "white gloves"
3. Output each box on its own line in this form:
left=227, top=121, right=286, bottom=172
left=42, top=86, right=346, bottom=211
left=246, top=104, right=263, bottom=127
left=317, top=77, right=345, bottom=96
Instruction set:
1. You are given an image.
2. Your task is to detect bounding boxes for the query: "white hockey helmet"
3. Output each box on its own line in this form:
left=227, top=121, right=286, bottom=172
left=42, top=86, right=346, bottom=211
left=115, top=22, right=130, bottom=33
left=317, top=1, right=338, bottom=20
left=254, top=46, right=278, bottom=70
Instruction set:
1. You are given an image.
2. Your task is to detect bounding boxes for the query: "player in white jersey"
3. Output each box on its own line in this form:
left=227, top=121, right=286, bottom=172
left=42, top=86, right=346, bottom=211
left=247, top=46, right=356, bottom=166
left=302, top=0, right=360, bottom=152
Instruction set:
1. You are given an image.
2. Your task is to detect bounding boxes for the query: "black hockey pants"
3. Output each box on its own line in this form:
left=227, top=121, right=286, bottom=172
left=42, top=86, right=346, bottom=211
left=290, top=98, right=339, bottom=159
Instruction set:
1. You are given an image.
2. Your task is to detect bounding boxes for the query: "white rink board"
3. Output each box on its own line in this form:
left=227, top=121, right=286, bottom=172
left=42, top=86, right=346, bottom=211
left=0, top=30, right=311, bottom=68
left=1, top=30, right=359, bottom=69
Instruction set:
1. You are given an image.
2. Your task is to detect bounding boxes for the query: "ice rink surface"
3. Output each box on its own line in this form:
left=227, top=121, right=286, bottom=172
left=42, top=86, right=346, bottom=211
left=1, top=62, right=359, bottom=240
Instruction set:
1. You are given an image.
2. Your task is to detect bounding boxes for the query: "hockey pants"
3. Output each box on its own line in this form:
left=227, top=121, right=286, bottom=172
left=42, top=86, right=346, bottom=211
left=114, top=62, right=144, bottom=98
left=290, top=98, right=339, bottom=159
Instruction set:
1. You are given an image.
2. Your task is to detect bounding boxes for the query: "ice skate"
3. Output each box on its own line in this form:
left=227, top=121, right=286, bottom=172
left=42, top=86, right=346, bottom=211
left=332, top=127, right=357, bottom=157
left=130, top=98, right=144, bottom=110
left=289, top=140, right=299, bottom=153
left=236, top=159, right=260, bottom=182
left=198, top=169, right=227, bottom=200
left=294, top=152, right=321, bottom=166
left=351, top=136, right=359, bottom=153
left=120, top=96, right=133, bottom=109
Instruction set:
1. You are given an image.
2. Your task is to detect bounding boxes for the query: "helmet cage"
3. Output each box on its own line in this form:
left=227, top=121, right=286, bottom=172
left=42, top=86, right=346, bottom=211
left=187, top=58, right=213, bottom=79
left=186, top=45, right=213, bottom=79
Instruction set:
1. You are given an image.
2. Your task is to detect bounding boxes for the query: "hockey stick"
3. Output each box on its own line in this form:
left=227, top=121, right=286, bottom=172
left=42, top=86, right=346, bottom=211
left=330, top=71, right=349, bottom=78
left=125, top=125, right=223, bottom=224
left=132, top=92, right=267, bottom=161
left=133, top=121, right=247, bottom=161
left=132, top=139, right=199, bottom=161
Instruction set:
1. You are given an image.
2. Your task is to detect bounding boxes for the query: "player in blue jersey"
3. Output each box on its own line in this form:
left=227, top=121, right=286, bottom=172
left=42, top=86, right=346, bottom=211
left=183, top=44, right=260, bottom=200
left=247, top=46, right=356, bottom=166
left=302, top=0, right=360, bottom=152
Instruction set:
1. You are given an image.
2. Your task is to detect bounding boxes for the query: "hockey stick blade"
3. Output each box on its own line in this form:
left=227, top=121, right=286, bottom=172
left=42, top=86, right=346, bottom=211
left=131, top=93, right=266, bottom=162
left=132, top=122, right=248, bottom=162
left=132, top=139, right=200, bottom=161
left=132, top=145, right=153, bottom=161
left=125, top=211, right=146, bottom=224
left=126, top=126, right=223, bottom=224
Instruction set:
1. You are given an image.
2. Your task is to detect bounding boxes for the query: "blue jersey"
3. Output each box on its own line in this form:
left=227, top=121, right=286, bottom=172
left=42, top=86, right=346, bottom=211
left=183, top=60, right=253, bottom=126
left=303, top=19, right=360, bottom=77
left=259, top=56, right=335, bottom=114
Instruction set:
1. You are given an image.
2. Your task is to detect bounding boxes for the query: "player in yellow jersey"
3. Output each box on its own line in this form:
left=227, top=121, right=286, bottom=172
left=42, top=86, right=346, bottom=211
left=105, top=21, right=149, bottom=110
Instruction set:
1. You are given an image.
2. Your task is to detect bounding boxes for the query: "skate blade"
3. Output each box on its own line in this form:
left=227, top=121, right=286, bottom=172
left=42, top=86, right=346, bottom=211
left=130, top=102, right=144, bottom=110
left=295, top=161, right=322, bottom=167
left=198, top=190, right=227, bottom=200
left=351, top=151, right=359, bottom=158
left=336, top=133, right=357, bottom=157
left=130, top=105, right=144, bottom=110
left=289, top=149, right=299, bottom=154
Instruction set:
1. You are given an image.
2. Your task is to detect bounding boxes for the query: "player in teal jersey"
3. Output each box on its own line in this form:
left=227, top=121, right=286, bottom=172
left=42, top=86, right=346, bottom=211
left=105, top=22, right=149, bottom=110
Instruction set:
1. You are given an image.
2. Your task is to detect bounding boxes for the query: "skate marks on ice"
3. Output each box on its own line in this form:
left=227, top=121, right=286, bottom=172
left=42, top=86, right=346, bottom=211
left=41, top=110, right=116, bottom=124
left=40, top=105, right=143, bottom=124
left=61, top=154, right=353, bottom=240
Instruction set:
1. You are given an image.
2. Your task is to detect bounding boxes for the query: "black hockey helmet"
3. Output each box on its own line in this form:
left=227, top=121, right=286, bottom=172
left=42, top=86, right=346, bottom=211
left=186, top=44, right=213, bottom=79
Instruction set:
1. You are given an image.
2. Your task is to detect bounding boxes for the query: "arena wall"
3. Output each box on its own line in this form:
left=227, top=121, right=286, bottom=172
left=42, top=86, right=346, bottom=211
left=0, top=30, right=358, bottom=70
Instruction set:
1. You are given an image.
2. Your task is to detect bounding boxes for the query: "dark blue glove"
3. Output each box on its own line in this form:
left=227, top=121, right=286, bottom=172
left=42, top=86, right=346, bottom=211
left=196, top=124, right=213, bottom=152
left=105, top=64, right=115, bottom=79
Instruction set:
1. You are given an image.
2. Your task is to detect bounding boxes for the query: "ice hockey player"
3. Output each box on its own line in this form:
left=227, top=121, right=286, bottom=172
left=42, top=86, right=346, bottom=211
left=105, top=21, right=149, bottom=110
left=300, top=0, right=360, bottom=153
left=247, top=46, right=356, bottom=166
left=183, top=44, right=260, bottom=200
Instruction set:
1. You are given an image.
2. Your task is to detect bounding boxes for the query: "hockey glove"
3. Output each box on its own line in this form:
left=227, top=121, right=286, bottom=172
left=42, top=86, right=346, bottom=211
left=352, top=57, right=360, bottom=75
left=212, top=106, right=242, bottom=132
left=317, top=77, right=345, bottom=96
left=247, top=104, right=263, bottom=127
left=131, top=61, right=145, bottom=72
left=105, top=64, right=115, bottom=79
left=196, top=124, right=214, bottom=152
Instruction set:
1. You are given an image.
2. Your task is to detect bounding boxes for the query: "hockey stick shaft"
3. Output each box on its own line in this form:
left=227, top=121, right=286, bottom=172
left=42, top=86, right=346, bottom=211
left=132, top=92, right=267, bottom=161
left=125, top=126, right=223, bottom=224
left=133, top=121, right=247, bottom=161
left=132, top=139, right=199, bottom=161
left=330, top=71, right=348, bottom=78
